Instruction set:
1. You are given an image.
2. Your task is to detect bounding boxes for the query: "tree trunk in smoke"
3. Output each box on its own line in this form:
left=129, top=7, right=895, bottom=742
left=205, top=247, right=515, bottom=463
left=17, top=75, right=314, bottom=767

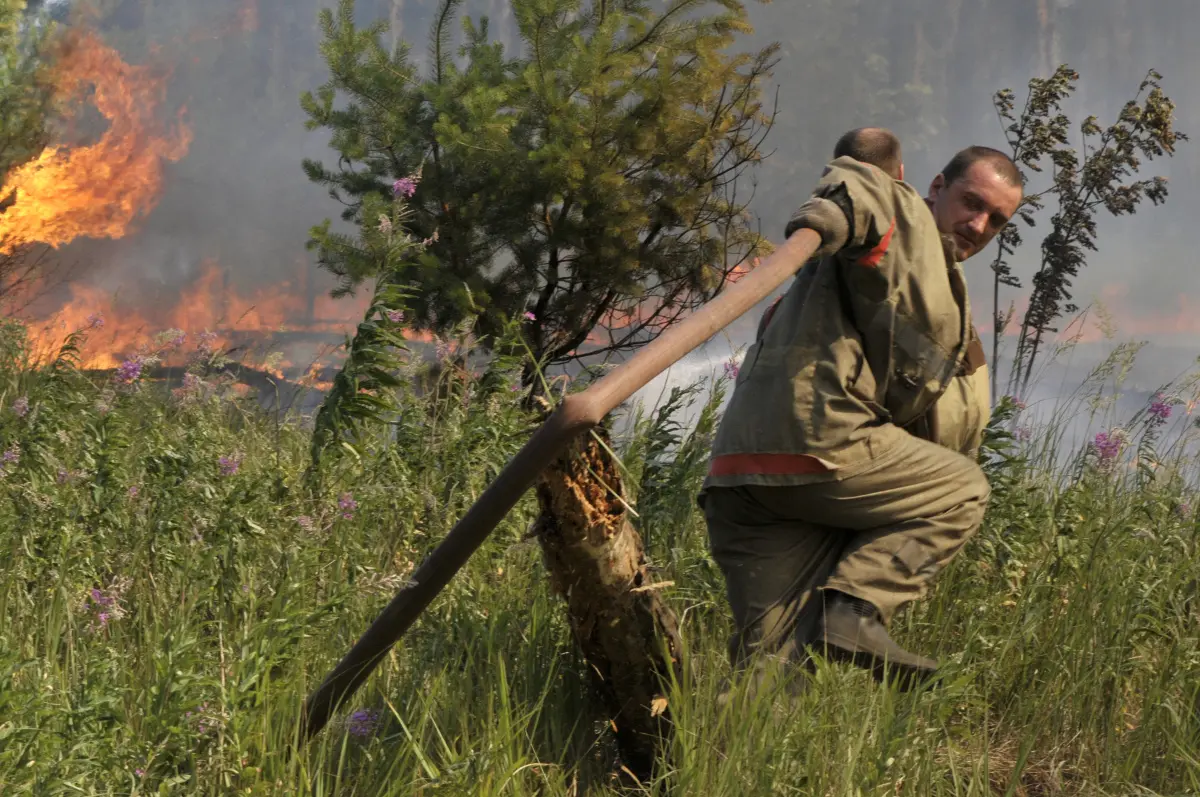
left=531, top=420, right=683, bottom=780
left=390, top=0, right=403, bottom=52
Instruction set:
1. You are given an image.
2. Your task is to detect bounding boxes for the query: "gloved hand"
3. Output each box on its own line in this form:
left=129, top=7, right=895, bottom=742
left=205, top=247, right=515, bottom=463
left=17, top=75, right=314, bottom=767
left=783, top=194, right=851, bottom=257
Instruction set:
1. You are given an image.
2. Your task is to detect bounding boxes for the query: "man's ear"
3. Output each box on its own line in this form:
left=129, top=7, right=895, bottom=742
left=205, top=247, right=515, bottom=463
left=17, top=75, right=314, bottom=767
left=927, top=172, right=946, bottom=201
left=898, top=163, right=905, bottom=182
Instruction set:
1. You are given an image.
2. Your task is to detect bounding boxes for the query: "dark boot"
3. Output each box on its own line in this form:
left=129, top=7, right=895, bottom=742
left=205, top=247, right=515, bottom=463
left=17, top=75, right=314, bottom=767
left=816, top=590, right=937, bottom=689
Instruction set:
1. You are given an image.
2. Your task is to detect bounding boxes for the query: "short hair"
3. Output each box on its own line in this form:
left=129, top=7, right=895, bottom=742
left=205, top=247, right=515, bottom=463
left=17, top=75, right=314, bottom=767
left=833, top=127, right=903, bottom=179
left=940, top=146, right=1023, bottom=190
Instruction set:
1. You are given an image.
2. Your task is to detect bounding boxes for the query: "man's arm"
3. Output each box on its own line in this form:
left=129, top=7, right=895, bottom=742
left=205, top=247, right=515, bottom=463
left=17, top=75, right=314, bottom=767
left=782, top=156, right=900, bottom=265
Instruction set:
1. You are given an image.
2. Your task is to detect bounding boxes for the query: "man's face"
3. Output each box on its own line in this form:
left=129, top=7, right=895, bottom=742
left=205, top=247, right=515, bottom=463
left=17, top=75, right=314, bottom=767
left=926, top=161, right=1023, bottom=261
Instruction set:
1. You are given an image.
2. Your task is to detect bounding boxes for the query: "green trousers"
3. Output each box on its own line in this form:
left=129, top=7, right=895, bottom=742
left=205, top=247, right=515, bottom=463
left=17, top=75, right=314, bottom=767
left=701, top=423, right=990, bottom=670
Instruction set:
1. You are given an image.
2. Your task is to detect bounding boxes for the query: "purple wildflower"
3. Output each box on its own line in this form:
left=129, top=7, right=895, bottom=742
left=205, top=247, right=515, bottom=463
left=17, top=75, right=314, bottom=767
left=89, top=588, right=113, bottom=607
left=386, top=309, right=405, bottom=324
left=2, top=445, right=19, bottom=466
left=1093, top=431, right=1121, bottom=466
left=723, top=358, right=740, bottom=380
left=197, top=331, right=219, bottom=355
left=87, top=312, right=105, bottom=329
left=392, top=177, right=417, bottom=198
left=134, top=768, right=145, bottom=778
left=218, top=454, right=241, bottom=477
left=338, top=492, right=358, bottom=520
left=1148, top=393, right=1172, bottom=423
left=523, top=311, right=536, bottom=322
left=158, top=328, right=186, bottom=350
left=84, top=584, right=123, bottom=632
left=1016, top=426, right=1032, bottom=443
left=11, top=396, right=29, bottom=418
left=347, top=708, right=379, bottom=737
left=174, top=372, right=206, bottom=403
left=128, top=485, right=139, bottom=498
left=296, top=515, right=315, bottom=532
left=114, top=357, right=144, bottom=385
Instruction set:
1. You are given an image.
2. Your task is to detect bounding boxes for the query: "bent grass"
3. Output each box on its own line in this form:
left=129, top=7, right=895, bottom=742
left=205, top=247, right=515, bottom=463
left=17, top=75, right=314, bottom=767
left=0, top=318, right=1197, bottom=795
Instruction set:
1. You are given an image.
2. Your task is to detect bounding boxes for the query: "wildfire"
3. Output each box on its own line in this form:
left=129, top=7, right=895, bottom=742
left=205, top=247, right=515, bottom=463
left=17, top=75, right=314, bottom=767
left=25, top=259, right=379, bottom=371
left=0, top=29, right=192, bottom=255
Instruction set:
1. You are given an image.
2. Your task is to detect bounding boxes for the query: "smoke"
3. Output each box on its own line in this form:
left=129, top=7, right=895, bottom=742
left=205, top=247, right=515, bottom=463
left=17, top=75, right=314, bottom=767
left=17, top=1, right=1200, bottom=437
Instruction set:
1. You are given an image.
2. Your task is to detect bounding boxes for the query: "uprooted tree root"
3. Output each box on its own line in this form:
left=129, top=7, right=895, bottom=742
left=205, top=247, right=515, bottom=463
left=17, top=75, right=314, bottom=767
left=533, top=421, right=684, bottom=781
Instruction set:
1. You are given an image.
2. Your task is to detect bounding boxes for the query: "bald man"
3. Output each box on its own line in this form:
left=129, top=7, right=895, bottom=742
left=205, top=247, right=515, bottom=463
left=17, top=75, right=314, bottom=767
left=703, top=128, right=1021, bottom=695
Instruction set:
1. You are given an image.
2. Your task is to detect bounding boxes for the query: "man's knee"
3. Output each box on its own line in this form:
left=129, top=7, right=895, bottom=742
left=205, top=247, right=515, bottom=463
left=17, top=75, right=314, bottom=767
left=962, top=460, right=991, bottom=525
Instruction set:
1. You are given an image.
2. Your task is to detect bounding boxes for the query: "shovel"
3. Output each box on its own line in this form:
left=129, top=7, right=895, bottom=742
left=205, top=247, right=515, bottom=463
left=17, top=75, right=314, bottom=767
left=300, top=228, right=823, bottom=740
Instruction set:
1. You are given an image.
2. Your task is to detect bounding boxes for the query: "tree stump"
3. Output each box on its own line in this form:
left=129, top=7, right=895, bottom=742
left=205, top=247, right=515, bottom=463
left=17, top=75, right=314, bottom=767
left=532, top=421, right=684, bottom=780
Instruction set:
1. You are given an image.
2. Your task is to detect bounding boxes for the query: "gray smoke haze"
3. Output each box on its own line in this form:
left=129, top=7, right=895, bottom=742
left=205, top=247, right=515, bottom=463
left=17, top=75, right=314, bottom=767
left=27, top=1, right=1200, bottom=449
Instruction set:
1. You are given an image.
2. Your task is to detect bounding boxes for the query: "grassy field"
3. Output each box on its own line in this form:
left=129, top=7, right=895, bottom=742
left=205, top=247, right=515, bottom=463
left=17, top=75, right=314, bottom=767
left=1, top=317, right=1198, bottom=796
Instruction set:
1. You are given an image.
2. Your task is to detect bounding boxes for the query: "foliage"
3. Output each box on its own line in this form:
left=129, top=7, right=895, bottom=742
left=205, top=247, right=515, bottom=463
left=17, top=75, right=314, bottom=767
left=0, top=0, right=55, bottom=179
left=0, top=315, right=1199, bottom=793
left=987, top=65, right=1187, bottom=400
left=619, top=370, right=728, bottom=555
left=301, top=0, right=778, bottom=376
left=0, top=0, right=60, bottom=309
left=305, top=181, right=427, bottom=476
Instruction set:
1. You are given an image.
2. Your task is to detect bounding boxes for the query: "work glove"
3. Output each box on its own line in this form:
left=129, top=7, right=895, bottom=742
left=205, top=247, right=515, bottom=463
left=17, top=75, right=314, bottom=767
left=783, top=187, right=852, bottom=257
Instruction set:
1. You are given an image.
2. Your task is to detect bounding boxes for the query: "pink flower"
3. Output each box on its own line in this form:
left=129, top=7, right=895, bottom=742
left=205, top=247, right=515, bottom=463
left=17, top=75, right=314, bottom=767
left=723, top=358, right=740, bottom=380
left=1148, top=393, right=1172, bottom=423
left=1092, top=431, right=1121, bottom=466
left=386, top=309, right=405, bottom=324
left=338, top=492, right=358, bottom=520
left=87, top=313, right=104, bottom=329
left=156, top=328, right=186, bottom=350
left=392, top=177, right=417, bottom=198
left=197, top=331, right=219, bottom=355
left=523, top=311, right=536, bottom=322
left=218, top=454, right=241, bottom=477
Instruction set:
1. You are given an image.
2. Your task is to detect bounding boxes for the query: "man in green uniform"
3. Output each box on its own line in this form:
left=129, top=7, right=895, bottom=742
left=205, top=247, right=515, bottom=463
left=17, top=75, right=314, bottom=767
left=701, top=129, right=1022, bottom=690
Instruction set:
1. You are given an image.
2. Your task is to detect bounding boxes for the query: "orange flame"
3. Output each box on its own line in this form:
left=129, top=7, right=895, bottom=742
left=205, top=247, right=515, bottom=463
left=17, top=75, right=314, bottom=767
left=0, top=29, right=192, bottom=255
left=25, top=259, right=379, bottom=370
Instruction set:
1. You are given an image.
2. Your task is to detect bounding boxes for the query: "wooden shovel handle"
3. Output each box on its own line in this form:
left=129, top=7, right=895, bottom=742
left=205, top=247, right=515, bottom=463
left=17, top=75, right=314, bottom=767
left=300, top=228, right=822, bottom=740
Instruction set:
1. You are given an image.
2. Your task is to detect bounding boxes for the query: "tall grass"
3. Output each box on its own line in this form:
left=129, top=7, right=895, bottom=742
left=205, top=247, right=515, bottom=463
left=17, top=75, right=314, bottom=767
left=0, top=316, right=1197, bottom=795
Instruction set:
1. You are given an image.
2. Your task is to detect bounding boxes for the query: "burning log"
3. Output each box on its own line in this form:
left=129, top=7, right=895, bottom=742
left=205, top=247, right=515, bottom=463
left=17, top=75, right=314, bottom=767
left=299, top=229, right=824, bottom=770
